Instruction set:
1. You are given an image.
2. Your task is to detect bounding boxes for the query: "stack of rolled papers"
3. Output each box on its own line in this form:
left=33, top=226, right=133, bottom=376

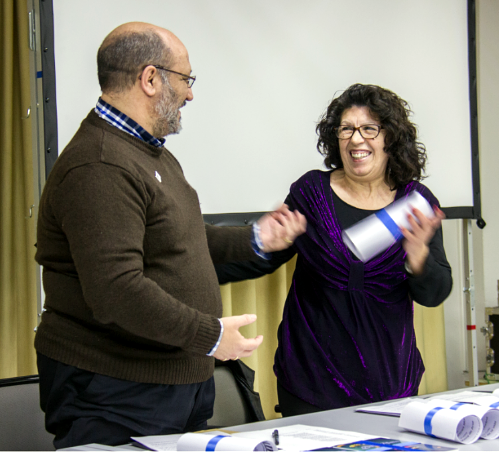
left=399, top=400, right=485, bottom=444
left=176, top=433, right=277, bottom=451
left=342, top=191, right=434, bottom=262
left=424, top=399, right=499, bottom=440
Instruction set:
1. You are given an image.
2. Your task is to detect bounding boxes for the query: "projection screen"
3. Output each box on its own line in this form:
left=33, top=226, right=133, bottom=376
left=40, top=0, right=479, bottom=218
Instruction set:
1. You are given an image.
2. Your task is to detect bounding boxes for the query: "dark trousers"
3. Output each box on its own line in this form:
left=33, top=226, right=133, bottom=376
left=277, top=381, right=323, bottom=417
left=37, top=353, right=215, bottom=449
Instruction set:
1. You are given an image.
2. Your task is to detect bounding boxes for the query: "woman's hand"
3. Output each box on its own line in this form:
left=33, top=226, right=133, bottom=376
left=257, top=204, right=307, bottom=252
left=400, top=206, right=445, bottom=276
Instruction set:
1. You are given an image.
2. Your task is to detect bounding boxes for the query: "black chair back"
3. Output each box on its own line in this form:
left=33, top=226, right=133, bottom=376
left=0, top=375, right=54, bottom=451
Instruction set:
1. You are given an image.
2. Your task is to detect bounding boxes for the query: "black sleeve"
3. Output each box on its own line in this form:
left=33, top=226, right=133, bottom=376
left=408, top=226, right=453, bottom=308
left=215, top=191, right=301, bottom=284
left=215, top=246, right=296, bottom=285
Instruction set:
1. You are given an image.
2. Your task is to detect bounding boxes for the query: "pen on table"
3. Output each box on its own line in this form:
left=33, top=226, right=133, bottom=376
left=272, top=429, right=279, bottom=445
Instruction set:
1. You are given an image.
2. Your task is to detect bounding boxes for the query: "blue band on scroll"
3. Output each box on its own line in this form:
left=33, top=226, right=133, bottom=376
left=451, top=403, right=465, bottom=410
left=424, top=407, right=444, bottom=437
left=375, top=209, right=403, bottom=241
left=206, top=435, right=228, bottom=451
left=490, top=401, right=499, bottom=408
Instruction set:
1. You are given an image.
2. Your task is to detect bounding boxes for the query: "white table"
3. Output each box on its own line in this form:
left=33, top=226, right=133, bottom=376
left=228, top=384, right=499, bottom=451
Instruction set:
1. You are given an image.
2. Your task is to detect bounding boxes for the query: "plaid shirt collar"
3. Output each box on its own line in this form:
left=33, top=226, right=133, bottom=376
left=94, top=97, right=165, bottom=148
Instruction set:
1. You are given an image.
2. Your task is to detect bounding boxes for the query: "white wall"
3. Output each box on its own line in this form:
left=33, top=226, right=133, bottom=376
left=443, top=0, right=499, bottom=390
left=477, top=0, right=499, bottom=309
left=442, top=220, right=467, bottom=389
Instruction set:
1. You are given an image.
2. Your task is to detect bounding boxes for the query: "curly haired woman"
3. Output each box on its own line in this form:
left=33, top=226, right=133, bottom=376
left=217, top=84, right=453, bottom=416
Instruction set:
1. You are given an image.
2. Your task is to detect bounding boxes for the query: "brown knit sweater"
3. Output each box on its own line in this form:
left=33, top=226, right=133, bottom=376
left=34, top=110, right=255, bottom=384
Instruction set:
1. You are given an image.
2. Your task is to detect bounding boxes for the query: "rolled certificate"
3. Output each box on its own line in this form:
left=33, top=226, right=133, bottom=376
left=342, top=191, right=434, bottom=262
left=425, top=398, right=499, bottom=440
left=176, top=433, right=277, bottom=451
left=399, top=401, right=482, bottom=444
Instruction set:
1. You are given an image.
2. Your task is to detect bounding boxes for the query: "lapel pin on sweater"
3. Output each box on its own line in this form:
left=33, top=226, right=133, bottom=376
left=155, top=171, right=162, bottom=183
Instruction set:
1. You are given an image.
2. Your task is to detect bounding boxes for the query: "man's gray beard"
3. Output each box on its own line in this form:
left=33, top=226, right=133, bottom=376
left=152, top=82, right=182, bottom=138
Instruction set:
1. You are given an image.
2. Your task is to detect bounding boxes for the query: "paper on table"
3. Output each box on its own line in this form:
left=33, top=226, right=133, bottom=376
left=465, top=395, right=499, bottom=408
left=424, top=398, right=499, bottom=440
left=399, top=401, right=482, bottom=444
left=111, top=446, right=143, bottom=451
left=233, top=424, right=375, bottom=451
left=57, top=444, right=121, bottom=451
left=428, top=391, right=499, bottom=408
left=130, top=433, right=183, bottom=451
left=58, top=444, right=142, bottom=451
left=176, top=433, right=276, bottom=451
left=355, top=398, right=419, bottom=416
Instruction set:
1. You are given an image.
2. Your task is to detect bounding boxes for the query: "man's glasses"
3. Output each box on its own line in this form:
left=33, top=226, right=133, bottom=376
left=334, top=124, right=383, bottom=140
left=152, top=65, right=196, bottom=88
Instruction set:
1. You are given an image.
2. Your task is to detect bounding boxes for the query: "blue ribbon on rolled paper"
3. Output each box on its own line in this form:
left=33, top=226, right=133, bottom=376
left=375, top=209, right=403, bottom=241
left=451, top=403, right=466, bottom=410
left=424, top=407, right=445, bottom=437
left=206, top=435, right=228, bottom=451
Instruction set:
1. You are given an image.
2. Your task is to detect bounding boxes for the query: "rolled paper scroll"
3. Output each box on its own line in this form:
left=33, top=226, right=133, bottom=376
left=176, top=433, right=277, bottom=451
left=399, top=400, right=482, bottom=444
left=342, top=191, right=434, bottom=262
left=425, top=398, right=499, bottom=440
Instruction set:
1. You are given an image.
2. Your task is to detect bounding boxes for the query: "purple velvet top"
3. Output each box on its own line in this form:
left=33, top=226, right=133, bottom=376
left=274, top=169, right=442, bottom=410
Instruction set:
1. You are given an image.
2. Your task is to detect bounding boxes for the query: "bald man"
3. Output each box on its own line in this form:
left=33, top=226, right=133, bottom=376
left=34, top=22, right=305, bottom=448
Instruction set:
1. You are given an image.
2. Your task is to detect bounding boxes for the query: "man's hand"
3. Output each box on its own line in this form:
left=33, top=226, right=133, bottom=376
left=213, top=314, right=263, bottom=361
left=257, top=204, right=307, bottom=252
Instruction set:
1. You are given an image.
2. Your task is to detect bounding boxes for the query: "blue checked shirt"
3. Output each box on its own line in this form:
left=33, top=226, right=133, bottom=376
left=94, top=98, right=268, bottom=357
left=95, top=97, right=165, bottom=147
